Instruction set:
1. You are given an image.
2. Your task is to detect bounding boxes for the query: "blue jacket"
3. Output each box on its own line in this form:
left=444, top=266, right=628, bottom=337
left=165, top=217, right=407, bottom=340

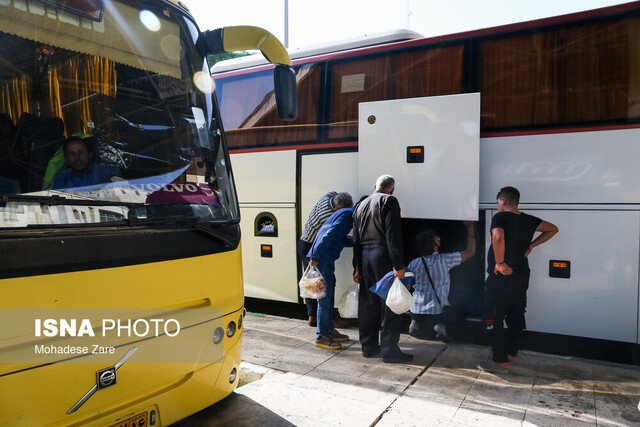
left=53, top=160, right=117, bottom=190
left=307, top=207, right=353, bottom=266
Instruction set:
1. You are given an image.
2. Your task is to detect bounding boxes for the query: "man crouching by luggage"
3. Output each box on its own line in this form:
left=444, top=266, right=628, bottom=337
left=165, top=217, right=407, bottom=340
left=308, top=195, right=354, bottom=350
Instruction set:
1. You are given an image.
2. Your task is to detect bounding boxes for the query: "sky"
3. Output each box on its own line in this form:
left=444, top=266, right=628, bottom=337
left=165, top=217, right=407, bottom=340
left=184, top=0, right=633, bottom=49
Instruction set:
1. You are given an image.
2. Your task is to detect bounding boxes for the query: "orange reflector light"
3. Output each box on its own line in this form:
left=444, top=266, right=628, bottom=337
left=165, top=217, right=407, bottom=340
left=409, top=148, right=422, bottom=154
left=262, top=245, right=272, bottom=251
left=553, top=262, right=567, bottom=268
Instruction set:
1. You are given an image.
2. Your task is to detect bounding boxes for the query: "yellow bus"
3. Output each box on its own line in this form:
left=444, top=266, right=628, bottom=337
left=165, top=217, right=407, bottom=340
left=0, top=0, right=296, bottom=425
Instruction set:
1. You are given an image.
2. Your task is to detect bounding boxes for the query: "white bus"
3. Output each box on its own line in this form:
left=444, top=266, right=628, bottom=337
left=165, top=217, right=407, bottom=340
left=212, top=2, right=640, bottom=348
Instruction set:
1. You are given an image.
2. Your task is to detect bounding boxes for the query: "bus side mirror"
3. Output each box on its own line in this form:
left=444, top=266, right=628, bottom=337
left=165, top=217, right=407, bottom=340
left=274, top=65, right=298, bottom=122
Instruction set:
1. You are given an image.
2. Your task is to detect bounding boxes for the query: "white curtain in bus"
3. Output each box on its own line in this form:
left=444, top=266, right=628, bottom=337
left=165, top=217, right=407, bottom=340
left=0, top=0, right=181, bottom=79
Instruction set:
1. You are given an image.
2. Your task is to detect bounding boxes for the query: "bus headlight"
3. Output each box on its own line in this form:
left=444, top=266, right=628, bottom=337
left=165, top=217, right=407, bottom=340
left=212, top=327, right=224, bottom=344
left=226, top=321, right=237, bottom=337
left=228, top=367, right=237, bottom=383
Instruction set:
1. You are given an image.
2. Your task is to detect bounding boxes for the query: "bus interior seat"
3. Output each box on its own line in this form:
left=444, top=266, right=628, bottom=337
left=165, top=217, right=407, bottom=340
left=0, top=114, right=16, bottom=181
left=14, top=113, right=65, bottom=193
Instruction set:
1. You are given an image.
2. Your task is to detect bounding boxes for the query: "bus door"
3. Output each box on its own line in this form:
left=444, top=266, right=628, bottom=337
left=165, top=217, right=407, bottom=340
left=300, top=152, right=360, bottom=309
left=358, top=93, right=480, bottom=222
left=234, top=150, right=299, bottom=302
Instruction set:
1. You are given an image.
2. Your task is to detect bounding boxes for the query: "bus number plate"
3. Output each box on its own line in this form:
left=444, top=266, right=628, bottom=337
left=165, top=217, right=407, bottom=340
left=111, top=411, right=148, bottom=427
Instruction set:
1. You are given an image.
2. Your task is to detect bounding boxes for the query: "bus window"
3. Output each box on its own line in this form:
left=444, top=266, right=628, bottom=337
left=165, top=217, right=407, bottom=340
left=0, top=3, right=238, bottom=227
left=327, top=44, right=465, bottom=141
left=478, top=17, right=639, bottom=129
left=215, top=63, right=323, bottom=149
left=328, top=56, right=393, bottom=140
left=391, top=45, right=464, bottom=100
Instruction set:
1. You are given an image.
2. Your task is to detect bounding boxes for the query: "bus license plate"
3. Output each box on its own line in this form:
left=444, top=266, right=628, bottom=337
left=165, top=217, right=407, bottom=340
left=111, top=411, right=148, bottom=427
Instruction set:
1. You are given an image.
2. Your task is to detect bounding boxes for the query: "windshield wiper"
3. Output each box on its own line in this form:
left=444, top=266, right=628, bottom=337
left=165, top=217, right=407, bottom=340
left=131, top=216, right=236, bottom=247
left=1, top=194, right=145, bottom=209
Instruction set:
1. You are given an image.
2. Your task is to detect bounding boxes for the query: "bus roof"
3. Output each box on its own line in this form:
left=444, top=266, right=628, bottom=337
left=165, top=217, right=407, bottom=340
left=211, top=1, right=640, bottom=76
left=211, top=29, right=423, bottom=73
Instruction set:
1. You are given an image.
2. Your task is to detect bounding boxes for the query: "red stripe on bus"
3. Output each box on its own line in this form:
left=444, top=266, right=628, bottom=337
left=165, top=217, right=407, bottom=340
left=229, top=141, right=359, bottom=154
left=228, top=124, right=640, bottom=154
left=481, top=124, right=640, bottom=138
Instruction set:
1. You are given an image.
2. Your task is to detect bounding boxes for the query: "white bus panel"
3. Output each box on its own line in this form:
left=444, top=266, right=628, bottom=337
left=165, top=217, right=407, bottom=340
left=488, top=209, right=639, bottom=343
left=231, top=150, right=297, bottom=203
left=233, top=150, right=298, bottom=301
left=358, top=93, right=480, bottom=221
left=480, top=128, right=640, bottom=204
left=240, top=205, right=298, bottom=302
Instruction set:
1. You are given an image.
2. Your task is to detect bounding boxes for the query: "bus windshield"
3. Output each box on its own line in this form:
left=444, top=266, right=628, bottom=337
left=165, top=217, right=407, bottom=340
left=0, top=0, right=238, bottom=228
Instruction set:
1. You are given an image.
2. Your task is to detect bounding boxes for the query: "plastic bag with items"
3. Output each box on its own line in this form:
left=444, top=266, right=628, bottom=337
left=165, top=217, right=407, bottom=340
left=386, top=276, right=413, bottom=314
left=338, top=284, right=359, bottom=318
left=299, top=264, right=327, bottom=299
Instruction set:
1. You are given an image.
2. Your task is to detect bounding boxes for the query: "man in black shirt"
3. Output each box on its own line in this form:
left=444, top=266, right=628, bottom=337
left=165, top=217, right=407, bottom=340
left=353, top=175, right=412, bottom=363
left=479, top=186, right=558, bottom=373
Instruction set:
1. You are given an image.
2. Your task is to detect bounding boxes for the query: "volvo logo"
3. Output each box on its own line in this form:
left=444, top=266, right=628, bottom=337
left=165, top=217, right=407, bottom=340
left=67, top=347, right=137, bottom=414
left=97, top=367, right=117, bottom=390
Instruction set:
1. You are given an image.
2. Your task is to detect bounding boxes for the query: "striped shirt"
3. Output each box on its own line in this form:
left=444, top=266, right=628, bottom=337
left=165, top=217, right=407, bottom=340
left=300, top=191, right=337, bottom=243
left=408, top=252, right=461, bottom=315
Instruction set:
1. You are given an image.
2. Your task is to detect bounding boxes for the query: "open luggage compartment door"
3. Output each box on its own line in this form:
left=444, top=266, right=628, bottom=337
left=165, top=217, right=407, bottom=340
left=358, top=93, right=480, bottom=221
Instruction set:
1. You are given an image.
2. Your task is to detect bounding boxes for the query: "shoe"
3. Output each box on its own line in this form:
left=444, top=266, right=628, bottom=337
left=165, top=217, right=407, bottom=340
left=308, top=316, right=317, bottom=327
left=477, top=360, right=510, bottom=374
left=314, top=335, right=342, bottom=350
left=434, top=323, right=450, bottom=341
left=362, top=347, right=381, bottom=358
left=507, top=354, right=517, bottom=363
left=328, top=329, right=349, bottom=342
left=333, top=316, right=349, bottom=328
left=382, top=351, right=413, bottom=363
left=408, top=322, right=418, bottom=336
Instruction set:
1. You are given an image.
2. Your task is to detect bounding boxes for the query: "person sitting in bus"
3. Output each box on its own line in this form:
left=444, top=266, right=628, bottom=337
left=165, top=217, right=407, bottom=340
left=52, top=134, right=118, bottom=190
left=407, top=221, right=476, bottom=341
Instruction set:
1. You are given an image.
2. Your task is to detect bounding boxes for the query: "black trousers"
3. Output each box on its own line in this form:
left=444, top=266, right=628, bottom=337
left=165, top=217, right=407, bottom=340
left=409, top=313, right=443, bottom=339
left=358, top=245, right=403, bottom=358
left=483, top=273, right=529, bottom=363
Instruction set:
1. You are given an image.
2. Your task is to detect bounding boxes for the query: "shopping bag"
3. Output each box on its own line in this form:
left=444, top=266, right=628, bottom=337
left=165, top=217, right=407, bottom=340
left=385, top=277, right=413, bottom=314
left=338, top=284, right=359, bottom=318
left=371, top=270, right=415, bottom=300
left=298, top=264, right=327, bottom=299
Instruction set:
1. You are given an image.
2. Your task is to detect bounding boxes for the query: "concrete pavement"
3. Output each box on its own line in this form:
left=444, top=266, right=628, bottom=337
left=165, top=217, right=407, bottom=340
left=174, top=313, right=640, bottom=426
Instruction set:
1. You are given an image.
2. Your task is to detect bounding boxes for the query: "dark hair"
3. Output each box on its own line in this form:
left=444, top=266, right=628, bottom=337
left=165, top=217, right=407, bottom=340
left=416, top=229, right=438, bottom=256
left=497, top=186, right=520, bottom=205
left=332, top=192, right=353, bottom=209
left=62, top=135, right=94, bottom=155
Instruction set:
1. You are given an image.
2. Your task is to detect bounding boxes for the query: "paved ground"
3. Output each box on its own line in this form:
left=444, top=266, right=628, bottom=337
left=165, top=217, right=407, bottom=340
left=174, top=313, right=640, bottom=426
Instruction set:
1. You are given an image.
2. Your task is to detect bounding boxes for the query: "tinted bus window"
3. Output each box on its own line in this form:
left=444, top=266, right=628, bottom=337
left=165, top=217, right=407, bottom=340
left=391, top=45, right=464, bottom=100
left=216, top=63, right=324, bottom=149
left=327, top=45, right=464, bottom=141
left=479, top=17, right=640, bottom=129
left=328, top=56, right=393, bottom=141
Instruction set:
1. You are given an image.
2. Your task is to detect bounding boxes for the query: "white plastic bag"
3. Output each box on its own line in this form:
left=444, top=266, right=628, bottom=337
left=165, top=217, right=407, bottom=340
left=298, top=265, right=327, bottom=299
left=338, top=284, right=359, bottom=318
left=386, top=277, right=413, bottom=314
